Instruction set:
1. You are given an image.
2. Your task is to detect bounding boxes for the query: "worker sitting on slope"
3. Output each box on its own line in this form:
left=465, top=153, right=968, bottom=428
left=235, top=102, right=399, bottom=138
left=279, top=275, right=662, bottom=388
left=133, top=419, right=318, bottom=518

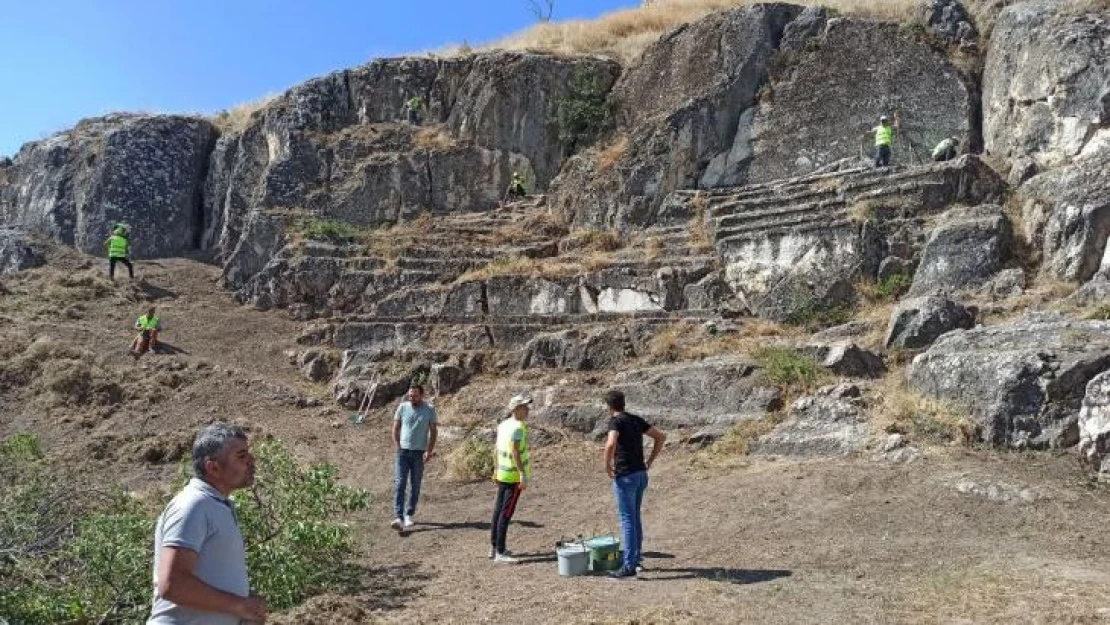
left=132, top=306, right=162, bottom=354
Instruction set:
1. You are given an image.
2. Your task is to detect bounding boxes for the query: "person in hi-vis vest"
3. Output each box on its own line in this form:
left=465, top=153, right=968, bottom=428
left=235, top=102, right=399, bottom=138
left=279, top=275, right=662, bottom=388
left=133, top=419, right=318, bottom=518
left=868, top=115, right=895, bottom=168
left=105, top=224, right=134, bottom=280
left=489, top=394, right=532, bottom=563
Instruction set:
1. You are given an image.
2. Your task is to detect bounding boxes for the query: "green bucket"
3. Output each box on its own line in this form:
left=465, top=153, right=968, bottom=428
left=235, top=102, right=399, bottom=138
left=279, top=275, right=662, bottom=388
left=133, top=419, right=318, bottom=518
left=583, top=535, right=622, bottom=572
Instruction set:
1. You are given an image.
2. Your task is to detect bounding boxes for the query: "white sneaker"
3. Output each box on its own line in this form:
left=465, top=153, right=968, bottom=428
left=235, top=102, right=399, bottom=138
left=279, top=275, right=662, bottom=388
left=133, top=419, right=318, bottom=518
left=488, top=546, right=496, bottom=559
left=390, top=518, right=403, bottom=531
left=403, top=515, right=415, bottom=528
left=494, top=553, right=520, bottom=564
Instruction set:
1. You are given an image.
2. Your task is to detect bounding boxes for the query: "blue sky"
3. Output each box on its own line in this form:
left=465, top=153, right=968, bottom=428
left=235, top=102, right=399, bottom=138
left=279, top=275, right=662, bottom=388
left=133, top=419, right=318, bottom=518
left=0, top=0, right=637, bottom=156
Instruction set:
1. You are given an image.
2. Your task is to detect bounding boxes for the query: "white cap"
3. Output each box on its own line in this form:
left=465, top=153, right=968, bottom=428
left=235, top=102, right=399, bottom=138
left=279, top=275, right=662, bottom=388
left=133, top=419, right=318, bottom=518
left=508, top=394, right=533, bottom=411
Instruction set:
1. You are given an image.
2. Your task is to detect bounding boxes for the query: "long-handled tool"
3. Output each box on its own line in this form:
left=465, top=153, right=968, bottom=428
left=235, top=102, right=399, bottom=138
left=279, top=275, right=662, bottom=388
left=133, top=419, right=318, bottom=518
left=350, top=370, right=381, bottom=425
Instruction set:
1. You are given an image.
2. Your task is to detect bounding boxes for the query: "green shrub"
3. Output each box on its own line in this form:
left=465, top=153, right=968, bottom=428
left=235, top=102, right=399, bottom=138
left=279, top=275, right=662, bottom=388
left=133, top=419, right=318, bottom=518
left=876, top=273, right=912, bottom=300
left=446, top=437, right=495, bottom=483
left=300, top=218, right=363, bottom=242
left=754, top=346, right=828, bottom=390
left=553, top=67, right=612, bottom=152
left=229, top=438, right=370, bottom=610
left=0, top=433, right=370, bottom=623
left=784, top=300, right=852, bottom=330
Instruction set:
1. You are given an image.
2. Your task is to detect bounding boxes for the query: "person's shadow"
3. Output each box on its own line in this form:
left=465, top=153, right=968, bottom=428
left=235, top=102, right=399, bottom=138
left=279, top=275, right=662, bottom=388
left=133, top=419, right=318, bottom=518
left=643, top=567, right=792, bottom=584
left=152, top=342, right=188, bottom=356
left=400, top=519, right=545, bottom=536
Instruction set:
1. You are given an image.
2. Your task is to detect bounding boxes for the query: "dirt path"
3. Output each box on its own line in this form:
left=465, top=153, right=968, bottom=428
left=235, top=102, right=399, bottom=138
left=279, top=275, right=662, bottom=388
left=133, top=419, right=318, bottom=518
left=4, top=253, right=1110, bottom=624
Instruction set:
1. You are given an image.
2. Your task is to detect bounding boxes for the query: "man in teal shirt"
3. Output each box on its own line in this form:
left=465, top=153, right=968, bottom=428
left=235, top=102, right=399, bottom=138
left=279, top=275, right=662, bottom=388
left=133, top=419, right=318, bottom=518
left=391, top=384, right=437, bottom=531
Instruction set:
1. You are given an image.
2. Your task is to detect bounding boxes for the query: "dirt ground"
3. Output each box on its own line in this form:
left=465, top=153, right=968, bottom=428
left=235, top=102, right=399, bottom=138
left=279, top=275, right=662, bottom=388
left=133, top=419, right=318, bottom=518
left=3, top=252, right=1110, bottom=625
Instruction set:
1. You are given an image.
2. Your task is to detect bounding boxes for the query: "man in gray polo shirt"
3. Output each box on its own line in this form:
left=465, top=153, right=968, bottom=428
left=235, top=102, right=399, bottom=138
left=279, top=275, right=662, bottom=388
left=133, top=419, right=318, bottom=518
left=148, top=422, right=267, bottom=624
left=391, top=383, right=438, bottom=531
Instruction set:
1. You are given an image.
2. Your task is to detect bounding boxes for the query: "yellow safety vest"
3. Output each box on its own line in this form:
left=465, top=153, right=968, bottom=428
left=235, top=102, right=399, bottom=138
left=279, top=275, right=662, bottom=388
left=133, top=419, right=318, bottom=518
left=874, top=125, right=893, bottom=147
left=137, top=315, right=159, bottom=331
left=495, top=418, right=530, bottom=483
left=107, top=234, right=129, bottom=258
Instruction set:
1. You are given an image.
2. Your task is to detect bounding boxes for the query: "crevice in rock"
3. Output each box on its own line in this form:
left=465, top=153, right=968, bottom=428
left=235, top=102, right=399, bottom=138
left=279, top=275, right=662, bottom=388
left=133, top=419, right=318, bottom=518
left=192, top=129, right=219, bottom=251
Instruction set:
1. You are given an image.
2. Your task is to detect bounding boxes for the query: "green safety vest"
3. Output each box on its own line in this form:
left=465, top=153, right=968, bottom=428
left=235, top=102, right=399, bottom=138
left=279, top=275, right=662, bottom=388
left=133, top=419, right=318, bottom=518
left=107, top=234, right=129, bottom=258
left=495, top=418, right=530, bottom=483
left=874, top=125, right=893, bottom=147
left=137, top=315, right=159, bottom=331
left=932, top=138, right=956, bottom=158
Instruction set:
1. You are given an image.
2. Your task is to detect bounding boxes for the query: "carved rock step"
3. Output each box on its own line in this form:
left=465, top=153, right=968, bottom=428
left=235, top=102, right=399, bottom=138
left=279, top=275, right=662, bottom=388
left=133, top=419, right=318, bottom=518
left=712, top=198, right=848, bottom=230
left=715, top=218, right=856, bottom=248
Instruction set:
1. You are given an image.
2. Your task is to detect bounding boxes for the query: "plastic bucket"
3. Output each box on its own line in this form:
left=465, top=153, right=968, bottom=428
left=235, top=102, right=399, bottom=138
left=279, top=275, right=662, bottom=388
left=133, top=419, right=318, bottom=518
left=556, top=543, right=590, bottom=577
left=583, top=535, right=622, bottom=572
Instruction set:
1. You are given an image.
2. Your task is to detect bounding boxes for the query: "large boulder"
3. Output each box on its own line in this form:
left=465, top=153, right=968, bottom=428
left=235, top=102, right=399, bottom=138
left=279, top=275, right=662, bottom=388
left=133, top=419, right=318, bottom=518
left=611, top=357, right=784, bottom=430
left=885, top=295, right=976, bottom=349
left=0, top=114, right=216, bottom=258
left=908, top=205, right=1013, bottom=296
left=550, top=3, right=806, bottom=228
left=0, top=228, right=44, bottom=274
left=753, top=383, right=870, bottom=457
left=1022, top=146, right=1110, bottom=283
left=1078, top=371, right=1110, bottom=479
left=907, top=314, right=1110, bottom=448
left=917, top=0, right=978, bottom=47
left=747, top=18, right=975, bottom=182
left=983, top=0, right=1110, bottom=170
left=802, top=342, right=886, bottom=378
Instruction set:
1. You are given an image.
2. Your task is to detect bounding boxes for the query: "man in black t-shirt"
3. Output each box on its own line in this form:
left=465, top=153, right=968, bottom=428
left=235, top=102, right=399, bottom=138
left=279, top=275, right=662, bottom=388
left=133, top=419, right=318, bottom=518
left=603, top=390, right=667, bottom=579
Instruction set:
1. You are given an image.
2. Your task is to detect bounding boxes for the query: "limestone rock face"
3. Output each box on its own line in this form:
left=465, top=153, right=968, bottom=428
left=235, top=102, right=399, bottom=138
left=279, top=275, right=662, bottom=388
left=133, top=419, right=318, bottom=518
left=1023, top=146, right=1110, bottom=284
left=754, top=383, right=870, bottom=457
left=611, top=357, right=784, bottom=429
left=747, top=18, right=975, bottom=183
left=908, top=205, right=1013, bottom=296
left=209, top=52, right=619, bottom=287
left=907, top=314, right=1110, bottom=449
left=0, top=228, right=44, bottom=274
left=885, top=296, right=976, bottom=350
left=549, top=4, right=805, bottom=228
left=983, top=0, right=1110, bottom=170
left=0, top=114, right=216, bottom=258
left=1078, top=371, right=1110, bottom=480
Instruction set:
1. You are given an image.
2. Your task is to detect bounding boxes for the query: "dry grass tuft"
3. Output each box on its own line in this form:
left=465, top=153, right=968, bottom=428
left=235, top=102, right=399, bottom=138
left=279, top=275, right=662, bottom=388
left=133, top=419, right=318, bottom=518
left=485, top=0, right=922, bottom=63
left=710, top=413, right=787, bottom=457
left=210, top=94, right=276, bottom=134
left=646, top=319, right=791, bottom=363
left=688, top=194, right=714, bottom=252
left=413, top=127, right=457, bottom=151
left=595, top=135, right=629, bottom=172
left=445, top=437, right=495, bottom=483
left=563, top=228, right=625, bottom=253
left=455, top=253, right=612, bottom=282
left=875, top=375, right=978, bottom=445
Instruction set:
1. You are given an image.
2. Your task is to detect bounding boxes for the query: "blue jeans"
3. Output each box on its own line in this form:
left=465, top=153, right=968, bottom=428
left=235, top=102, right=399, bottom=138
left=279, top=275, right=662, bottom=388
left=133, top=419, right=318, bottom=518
left=393, top=449, right=425, bottom=519
left=612, top=470, right=648, bottom=572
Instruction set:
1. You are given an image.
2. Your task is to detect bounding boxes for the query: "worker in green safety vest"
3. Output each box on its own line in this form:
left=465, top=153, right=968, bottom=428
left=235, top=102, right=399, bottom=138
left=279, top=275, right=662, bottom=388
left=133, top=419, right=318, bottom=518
left=868, top=115, right=895, bottom=168
left=507, top=171, right=526, bottom=200
left=105, top=224, right=134, bottom=280
left=489, top=394, right=532, bottom=563
left=404, top=96, right=425, bottom=124
left=932, top=136, right=960, bottom=162
left=132, top=306, right=162, bottom=353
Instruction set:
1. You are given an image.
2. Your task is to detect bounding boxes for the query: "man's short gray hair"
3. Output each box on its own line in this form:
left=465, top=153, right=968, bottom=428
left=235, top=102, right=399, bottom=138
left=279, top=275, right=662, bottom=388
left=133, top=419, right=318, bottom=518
left=192, top=422, right=247, bottom=478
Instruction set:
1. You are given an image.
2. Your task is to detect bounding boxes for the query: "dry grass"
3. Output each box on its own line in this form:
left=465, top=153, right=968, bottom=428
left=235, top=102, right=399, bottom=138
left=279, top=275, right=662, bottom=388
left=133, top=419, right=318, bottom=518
left=454, top=252, right=612, bottom=282
left=485, top=0, right=922, bottom=64
left=645, top=319, right=791, bottom=363
left=444, top=436, right=495, bottom=483
left=562, top=228, right=625, bottom=253
left=595, top=135, right=629, bottom=172
left=710, top=413, right=787, bottom=457
left=874, top=374, right=978, bottom=445
left=413, top=127, right=457, bottom=151
left=490, top=211, right=569, bottom=244
left=210, top=93, right=277, bottom=134
left=688, top=194, right=714, bottom=252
